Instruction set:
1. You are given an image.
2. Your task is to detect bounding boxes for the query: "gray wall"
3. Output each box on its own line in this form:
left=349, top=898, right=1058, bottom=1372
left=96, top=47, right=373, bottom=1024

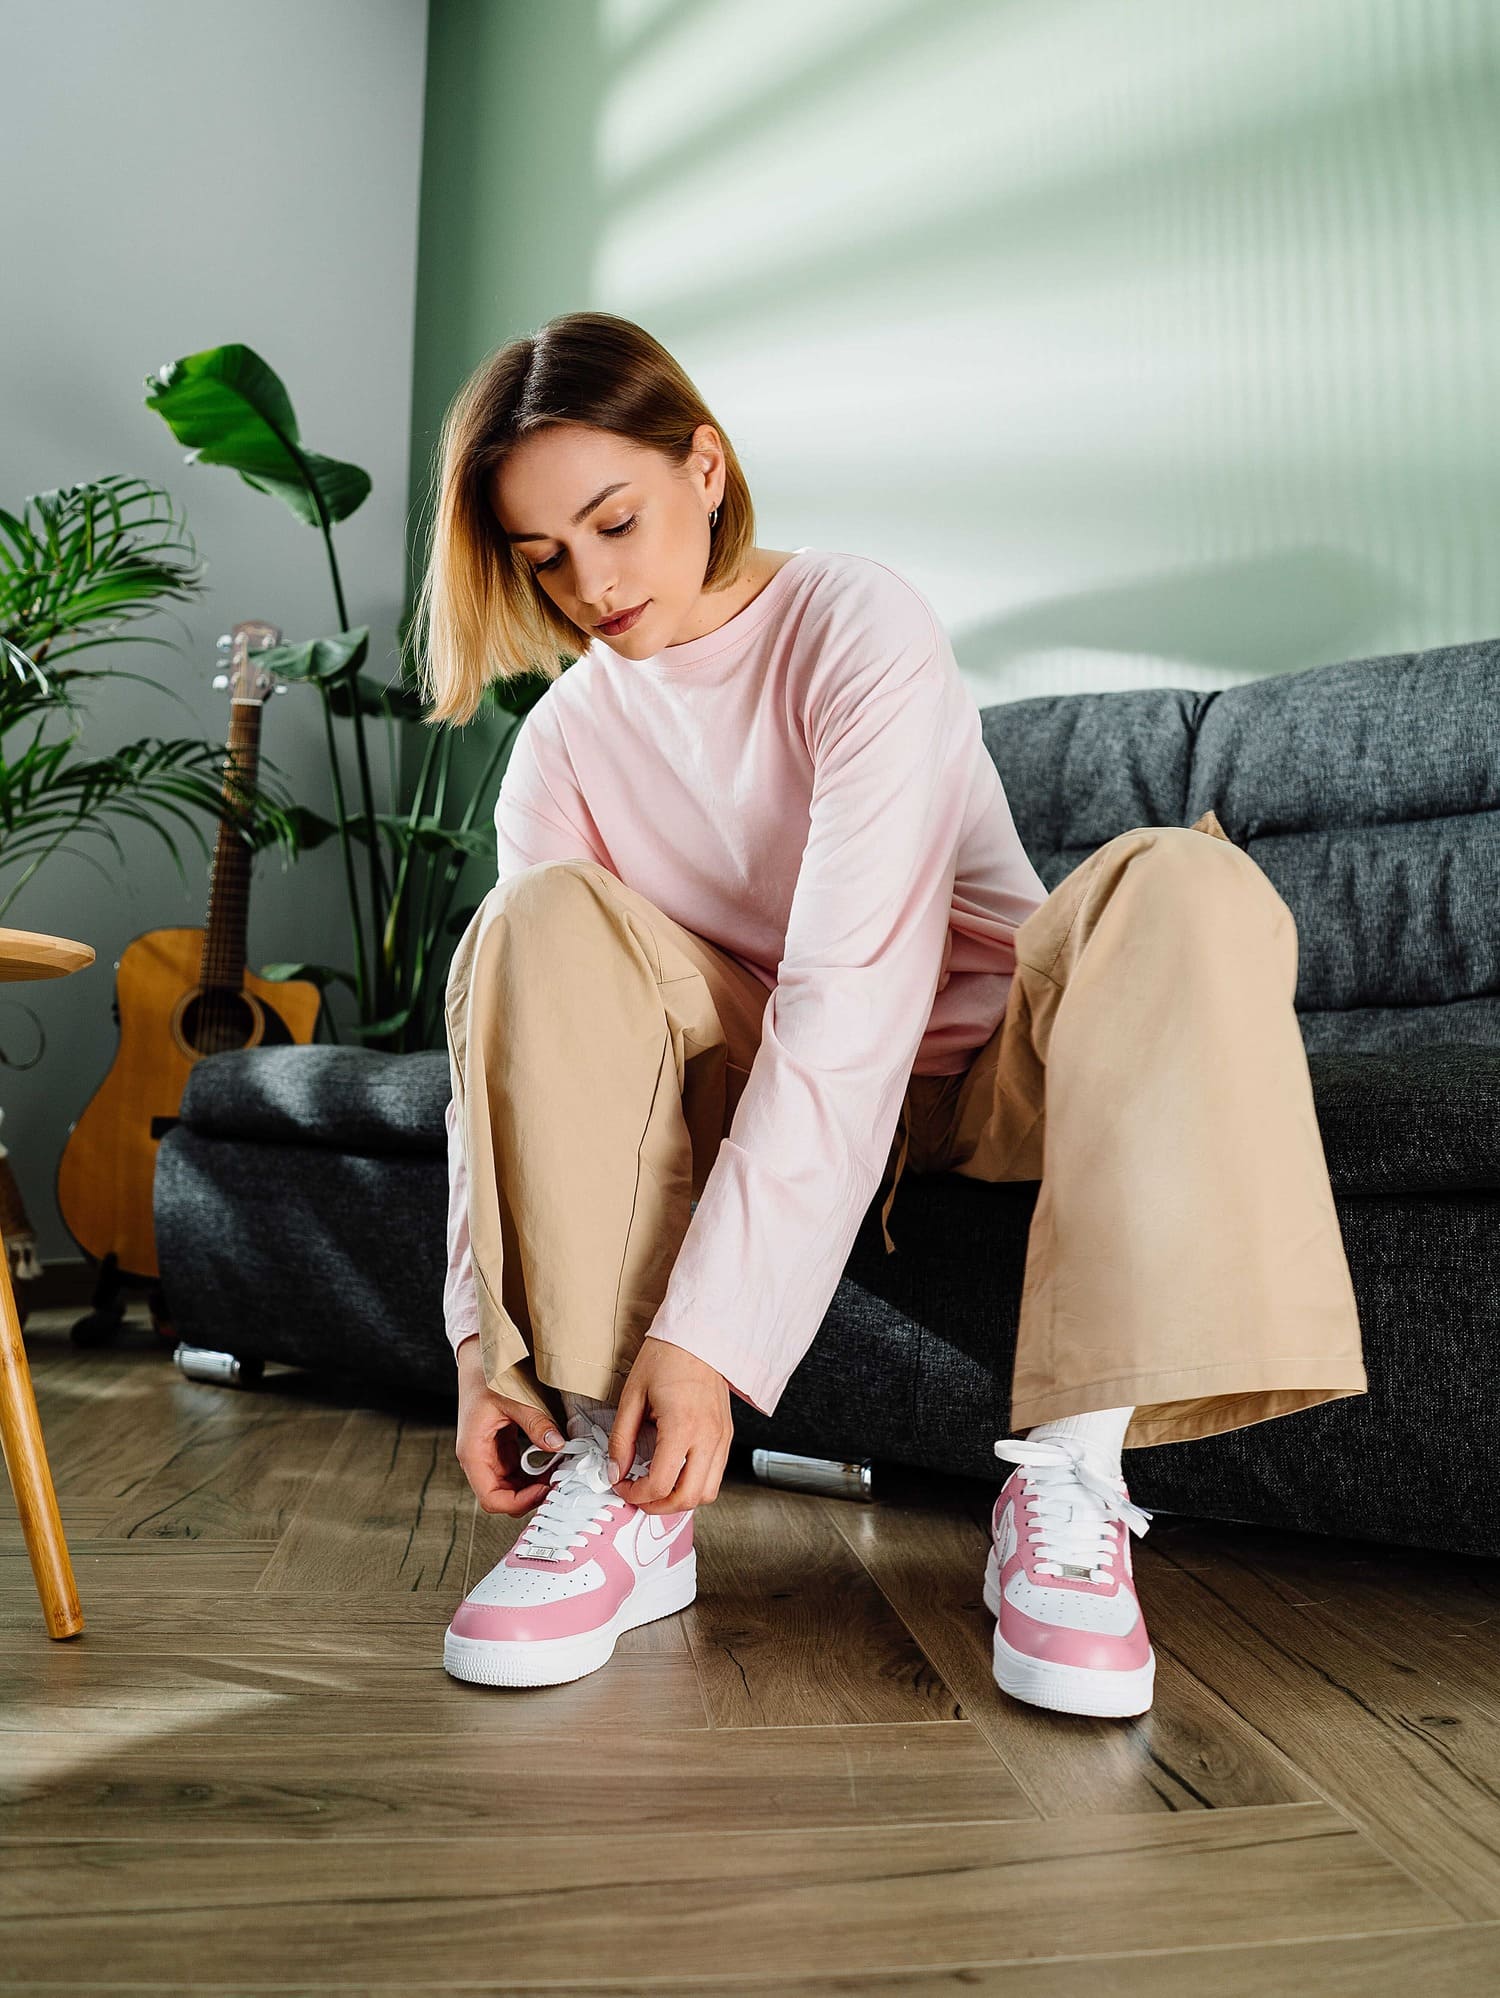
left=4, top=0, right=428, bottom=1270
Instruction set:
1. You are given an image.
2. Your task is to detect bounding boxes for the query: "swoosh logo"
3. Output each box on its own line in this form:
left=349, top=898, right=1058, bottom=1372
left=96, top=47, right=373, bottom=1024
left=995, top=1503, right=1018, bottom=1567
left=633, top=1511, right=692, bottom=1568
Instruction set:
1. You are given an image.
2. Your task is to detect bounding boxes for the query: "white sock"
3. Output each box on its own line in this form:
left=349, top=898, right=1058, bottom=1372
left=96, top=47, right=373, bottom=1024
left=1024, top=1406, right=1134, bottom=1483
left=558, top=1389, right=656, bottom=1473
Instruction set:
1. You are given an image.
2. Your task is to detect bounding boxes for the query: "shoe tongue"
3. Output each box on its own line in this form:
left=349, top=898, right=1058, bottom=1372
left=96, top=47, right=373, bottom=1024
left=1035, top=1483, right=1107, bottom=1580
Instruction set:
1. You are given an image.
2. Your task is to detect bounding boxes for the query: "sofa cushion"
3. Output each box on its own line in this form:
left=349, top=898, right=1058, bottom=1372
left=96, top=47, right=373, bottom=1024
left=1306, top=1046, right=1499, bottom=1194
left=983, top=642, right=1500, bottom=1056
left=178, top=1046, right=451, bottom=1155
left=176, top=1038, right=1496, bottom=1203
left=982, top=687, right=1199, bottom=876
left=1186, top=639, right=1499, bottom=1050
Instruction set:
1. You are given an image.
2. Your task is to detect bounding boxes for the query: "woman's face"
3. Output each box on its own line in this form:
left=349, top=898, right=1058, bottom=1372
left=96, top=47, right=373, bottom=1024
left=492, top=421, right=723, bottom=651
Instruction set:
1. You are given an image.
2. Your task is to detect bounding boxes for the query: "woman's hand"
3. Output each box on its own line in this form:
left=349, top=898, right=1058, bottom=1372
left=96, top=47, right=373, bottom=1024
left=454, top=1337, right=568, bottom=1516
left=606, top=1335, right=732, bottom=1515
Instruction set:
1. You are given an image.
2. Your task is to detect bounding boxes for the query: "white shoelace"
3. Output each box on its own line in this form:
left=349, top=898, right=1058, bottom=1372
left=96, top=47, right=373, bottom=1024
left=513, top=1428, right=629, bottom=1562
left=993, top=1434, right=1155, bottom=1583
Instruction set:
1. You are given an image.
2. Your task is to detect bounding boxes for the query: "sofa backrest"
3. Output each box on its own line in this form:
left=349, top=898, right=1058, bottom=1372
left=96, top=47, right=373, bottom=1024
left=980, top=637, right=1499, bottom=1054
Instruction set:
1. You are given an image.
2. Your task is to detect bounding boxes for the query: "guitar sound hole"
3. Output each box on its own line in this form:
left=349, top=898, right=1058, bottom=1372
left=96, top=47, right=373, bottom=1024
left=183, top=988, right=260, bottom=1056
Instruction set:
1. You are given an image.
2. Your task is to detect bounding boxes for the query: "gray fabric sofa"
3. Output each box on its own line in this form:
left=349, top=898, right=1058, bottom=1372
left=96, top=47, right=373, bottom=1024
left=153, top=636, right=1500, bottom=1558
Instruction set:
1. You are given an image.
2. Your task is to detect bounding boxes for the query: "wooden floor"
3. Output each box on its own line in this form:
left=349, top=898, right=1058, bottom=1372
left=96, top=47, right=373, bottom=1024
left=4, top=1305, right=1500, bottom=1994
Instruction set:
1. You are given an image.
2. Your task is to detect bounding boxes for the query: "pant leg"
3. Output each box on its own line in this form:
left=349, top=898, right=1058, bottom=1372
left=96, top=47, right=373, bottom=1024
left=886, top=808, right=1368, bottom=1451
left=443, top=859, right=769, bottom=1420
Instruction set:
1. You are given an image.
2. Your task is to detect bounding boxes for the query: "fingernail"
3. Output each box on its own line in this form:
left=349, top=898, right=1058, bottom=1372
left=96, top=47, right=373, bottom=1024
left=607, top=1460, right=620, bottom=1484
left=545, top=1429, right=563, bottom=1446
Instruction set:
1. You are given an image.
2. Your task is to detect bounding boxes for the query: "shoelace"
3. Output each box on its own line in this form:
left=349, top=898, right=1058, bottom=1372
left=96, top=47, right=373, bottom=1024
left=993, top=1433, right=1154, bottom=1583
left=513, top=1427, right=632, bottom=1562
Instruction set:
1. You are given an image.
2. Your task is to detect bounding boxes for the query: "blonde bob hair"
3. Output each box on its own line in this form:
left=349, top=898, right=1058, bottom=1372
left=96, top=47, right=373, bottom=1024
left=411, top=311, right=756, bottom=727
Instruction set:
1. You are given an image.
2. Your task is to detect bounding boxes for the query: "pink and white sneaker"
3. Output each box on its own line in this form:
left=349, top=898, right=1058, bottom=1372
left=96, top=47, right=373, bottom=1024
left=444, top=1416, right=696, bottom=1688
left=983, top=1433, right=1156, bottom=1718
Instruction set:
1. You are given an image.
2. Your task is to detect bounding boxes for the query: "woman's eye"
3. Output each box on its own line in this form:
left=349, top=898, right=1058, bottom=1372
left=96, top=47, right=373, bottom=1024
left=535, top=516, right=637, bottom=575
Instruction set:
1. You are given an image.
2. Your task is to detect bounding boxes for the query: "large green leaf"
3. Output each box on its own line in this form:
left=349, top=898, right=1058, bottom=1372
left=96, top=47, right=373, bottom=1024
left=258, top=961, right=359, bottom=993
left=344, top=1002, right=417, bottom=1040
left=255, top=627, right=426, bottom=722
left=0, top=475, right=206, bottom=667
left=260, top=628, right=370, bottom=687
left=276, top=803, right=493, bottom=859
left=349, top=814, right=497, bottom=857
left=143, top=345, right=370, bottom=529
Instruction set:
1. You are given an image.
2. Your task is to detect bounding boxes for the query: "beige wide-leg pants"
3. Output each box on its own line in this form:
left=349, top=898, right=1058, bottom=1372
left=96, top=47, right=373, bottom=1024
left=443, top=810, right=1369, bottom=1452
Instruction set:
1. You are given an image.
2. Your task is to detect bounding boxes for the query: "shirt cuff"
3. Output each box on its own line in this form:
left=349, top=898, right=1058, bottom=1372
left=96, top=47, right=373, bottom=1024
left=642, top=1330, right=776, bottom=1418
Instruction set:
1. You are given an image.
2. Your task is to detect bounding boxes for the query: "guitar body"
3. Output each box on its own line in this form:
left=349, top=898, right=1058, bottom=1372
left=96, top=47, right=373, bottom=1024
left=56, top=926, right=322, bottom=1280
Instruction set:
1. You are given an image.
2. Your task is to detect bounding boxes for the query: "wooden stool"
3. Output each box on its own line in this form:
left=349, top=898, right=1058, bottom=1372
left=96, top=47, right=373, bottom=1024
left=0, top=926, right=94, bottom=1639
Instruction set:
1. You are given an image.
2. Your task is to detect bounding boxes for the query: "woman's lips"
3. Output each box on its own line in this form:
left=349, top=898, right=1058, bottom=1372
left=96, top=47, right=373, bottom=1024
left=597, top=601, right=648, bottom=635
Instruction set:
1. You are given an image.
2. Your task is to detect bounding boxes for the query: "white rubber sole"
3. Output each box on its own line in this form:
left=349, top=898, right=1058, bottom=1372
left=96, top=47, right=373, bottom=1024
left=444, top=1550, right=697, bottom=1688
left=983, top=1544, right=1155, bottom=1719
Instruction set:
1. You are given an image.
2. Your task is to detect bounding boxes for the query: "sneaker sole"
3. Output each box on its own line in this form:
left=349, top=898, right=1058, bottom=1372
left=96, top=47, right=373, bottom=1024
left=444, top=1549, right=698, bottom=1688
left=983, top=1544, right=1155, bottom=1718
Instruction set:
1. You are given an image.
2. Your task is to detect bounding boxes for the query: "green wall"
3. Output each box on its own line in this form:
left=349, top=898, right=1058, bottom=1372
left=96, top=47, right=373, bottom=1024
left=408, top=0, right=1500, bottom=773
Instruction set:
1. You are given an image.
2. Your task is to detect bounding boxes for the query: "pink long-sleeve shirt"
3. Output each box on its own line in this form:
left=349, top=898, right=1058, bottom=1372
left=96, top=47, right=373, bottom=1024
left=443, top=546, right=1049, bottom=1415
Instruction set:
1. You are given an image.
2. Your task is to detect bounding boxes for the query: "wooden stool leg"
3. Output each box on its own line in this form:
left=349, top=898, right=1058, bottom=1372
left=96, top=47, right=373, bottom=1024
left=0, top=1233, right=84, bottom=1638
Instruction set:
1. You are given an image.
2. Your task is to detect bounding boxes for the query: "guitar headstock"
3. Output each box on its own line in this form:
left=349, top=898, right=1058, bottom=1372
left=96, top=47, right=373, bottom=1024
left=213, top=620, right=285, bottom=705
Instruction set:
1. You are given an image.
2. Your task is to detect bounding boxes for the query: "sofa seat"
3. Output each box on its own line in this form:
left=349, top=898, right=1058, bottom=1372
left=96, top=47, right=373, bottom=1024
left=155, top=631, right=1500, bottom=1558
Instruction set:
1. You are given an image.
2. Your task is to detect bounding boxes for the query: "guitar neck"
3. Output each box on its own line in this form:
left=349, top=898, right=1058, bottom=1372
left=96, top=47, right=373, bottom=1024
left=199, top=694, right=263, bottom=993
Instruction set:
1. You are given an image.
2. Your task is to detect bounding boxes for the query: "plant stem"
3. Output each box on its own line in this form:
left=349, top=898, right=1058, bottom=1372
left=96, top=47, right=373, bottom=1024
left=318, top=521, right=390, bottom=1026
left=379, top=719, right=442, bottom=1051
left=318, top=683, right=369, bottom=1012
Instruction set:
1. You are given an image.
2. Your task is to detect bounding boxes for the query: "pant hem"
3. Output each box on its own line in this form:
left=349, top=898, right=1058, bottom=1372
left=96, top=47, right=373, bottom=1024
left=481, top=1344, right=633, bottom=1418
left=1007, top=1357, right=1370, bottom=1449
left=532, top=1353, right=635, bottom=1403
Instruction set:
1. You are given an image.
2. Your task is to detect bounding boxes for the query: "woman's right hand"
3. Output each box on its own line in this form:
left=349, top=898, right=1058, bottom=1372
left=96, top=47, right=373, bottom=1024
left=455, top=1337, right=568, bottom=1515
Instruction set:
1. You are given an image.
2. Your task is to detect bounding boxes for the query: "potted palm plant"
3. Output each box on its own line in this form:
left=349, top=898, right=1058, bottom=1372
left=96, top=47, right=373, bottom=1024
left=0, top=470, right=302, bottom=921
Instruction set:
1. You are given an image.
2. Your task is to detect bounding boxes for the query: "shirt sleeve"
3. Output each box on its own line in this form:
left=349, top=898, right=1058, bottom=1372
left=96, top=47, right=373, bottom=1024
left=444, top=703, right=604, bottom=1366
left=642, top=588, right=978, bottom=1415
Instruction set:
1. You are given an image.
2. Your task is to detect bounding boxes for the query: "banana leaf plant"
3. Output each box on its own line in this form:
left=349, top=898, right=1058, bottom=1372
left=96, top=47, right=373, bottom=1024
left=0, top=473, right=305, bottom=927
left=144, top=342, right=552, bottom=1052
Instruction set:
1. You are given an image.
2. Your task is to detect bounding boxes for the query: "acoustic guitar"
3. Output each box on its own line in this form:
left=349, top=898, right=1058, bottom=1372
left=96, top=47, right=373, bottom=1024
left=56, top=620, right=322, bottom=1300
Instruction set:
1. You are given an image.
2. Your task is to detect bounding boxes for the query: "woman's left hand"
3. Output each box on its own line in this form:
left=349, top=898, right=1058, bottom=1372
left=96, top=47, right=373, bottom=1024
left=607, top=1335, right=733, bottom=1514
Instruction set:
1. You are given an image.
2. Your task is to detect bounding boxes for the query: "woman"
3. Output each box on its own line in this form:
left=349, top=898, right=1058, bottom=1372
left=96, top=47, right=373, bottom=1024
left=416, top=311, right=1368, bottom=1716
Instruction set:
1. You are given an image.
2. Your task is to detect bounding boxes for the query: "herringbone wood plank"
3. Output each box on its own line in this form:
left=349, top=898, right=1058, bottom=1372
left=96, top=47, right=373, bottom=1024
left=1, top=1307, right=1492, bottom=1991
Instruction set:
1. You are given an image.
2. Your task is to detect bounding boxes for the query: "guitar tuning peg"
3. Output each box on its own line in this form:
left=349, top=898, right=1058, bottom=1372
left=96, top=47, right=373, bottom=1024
left=273, top=681, right=290, bottom=694
left=212, top=672, right=230, bottom=690
left=216, top=633, right=233, bottom=652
